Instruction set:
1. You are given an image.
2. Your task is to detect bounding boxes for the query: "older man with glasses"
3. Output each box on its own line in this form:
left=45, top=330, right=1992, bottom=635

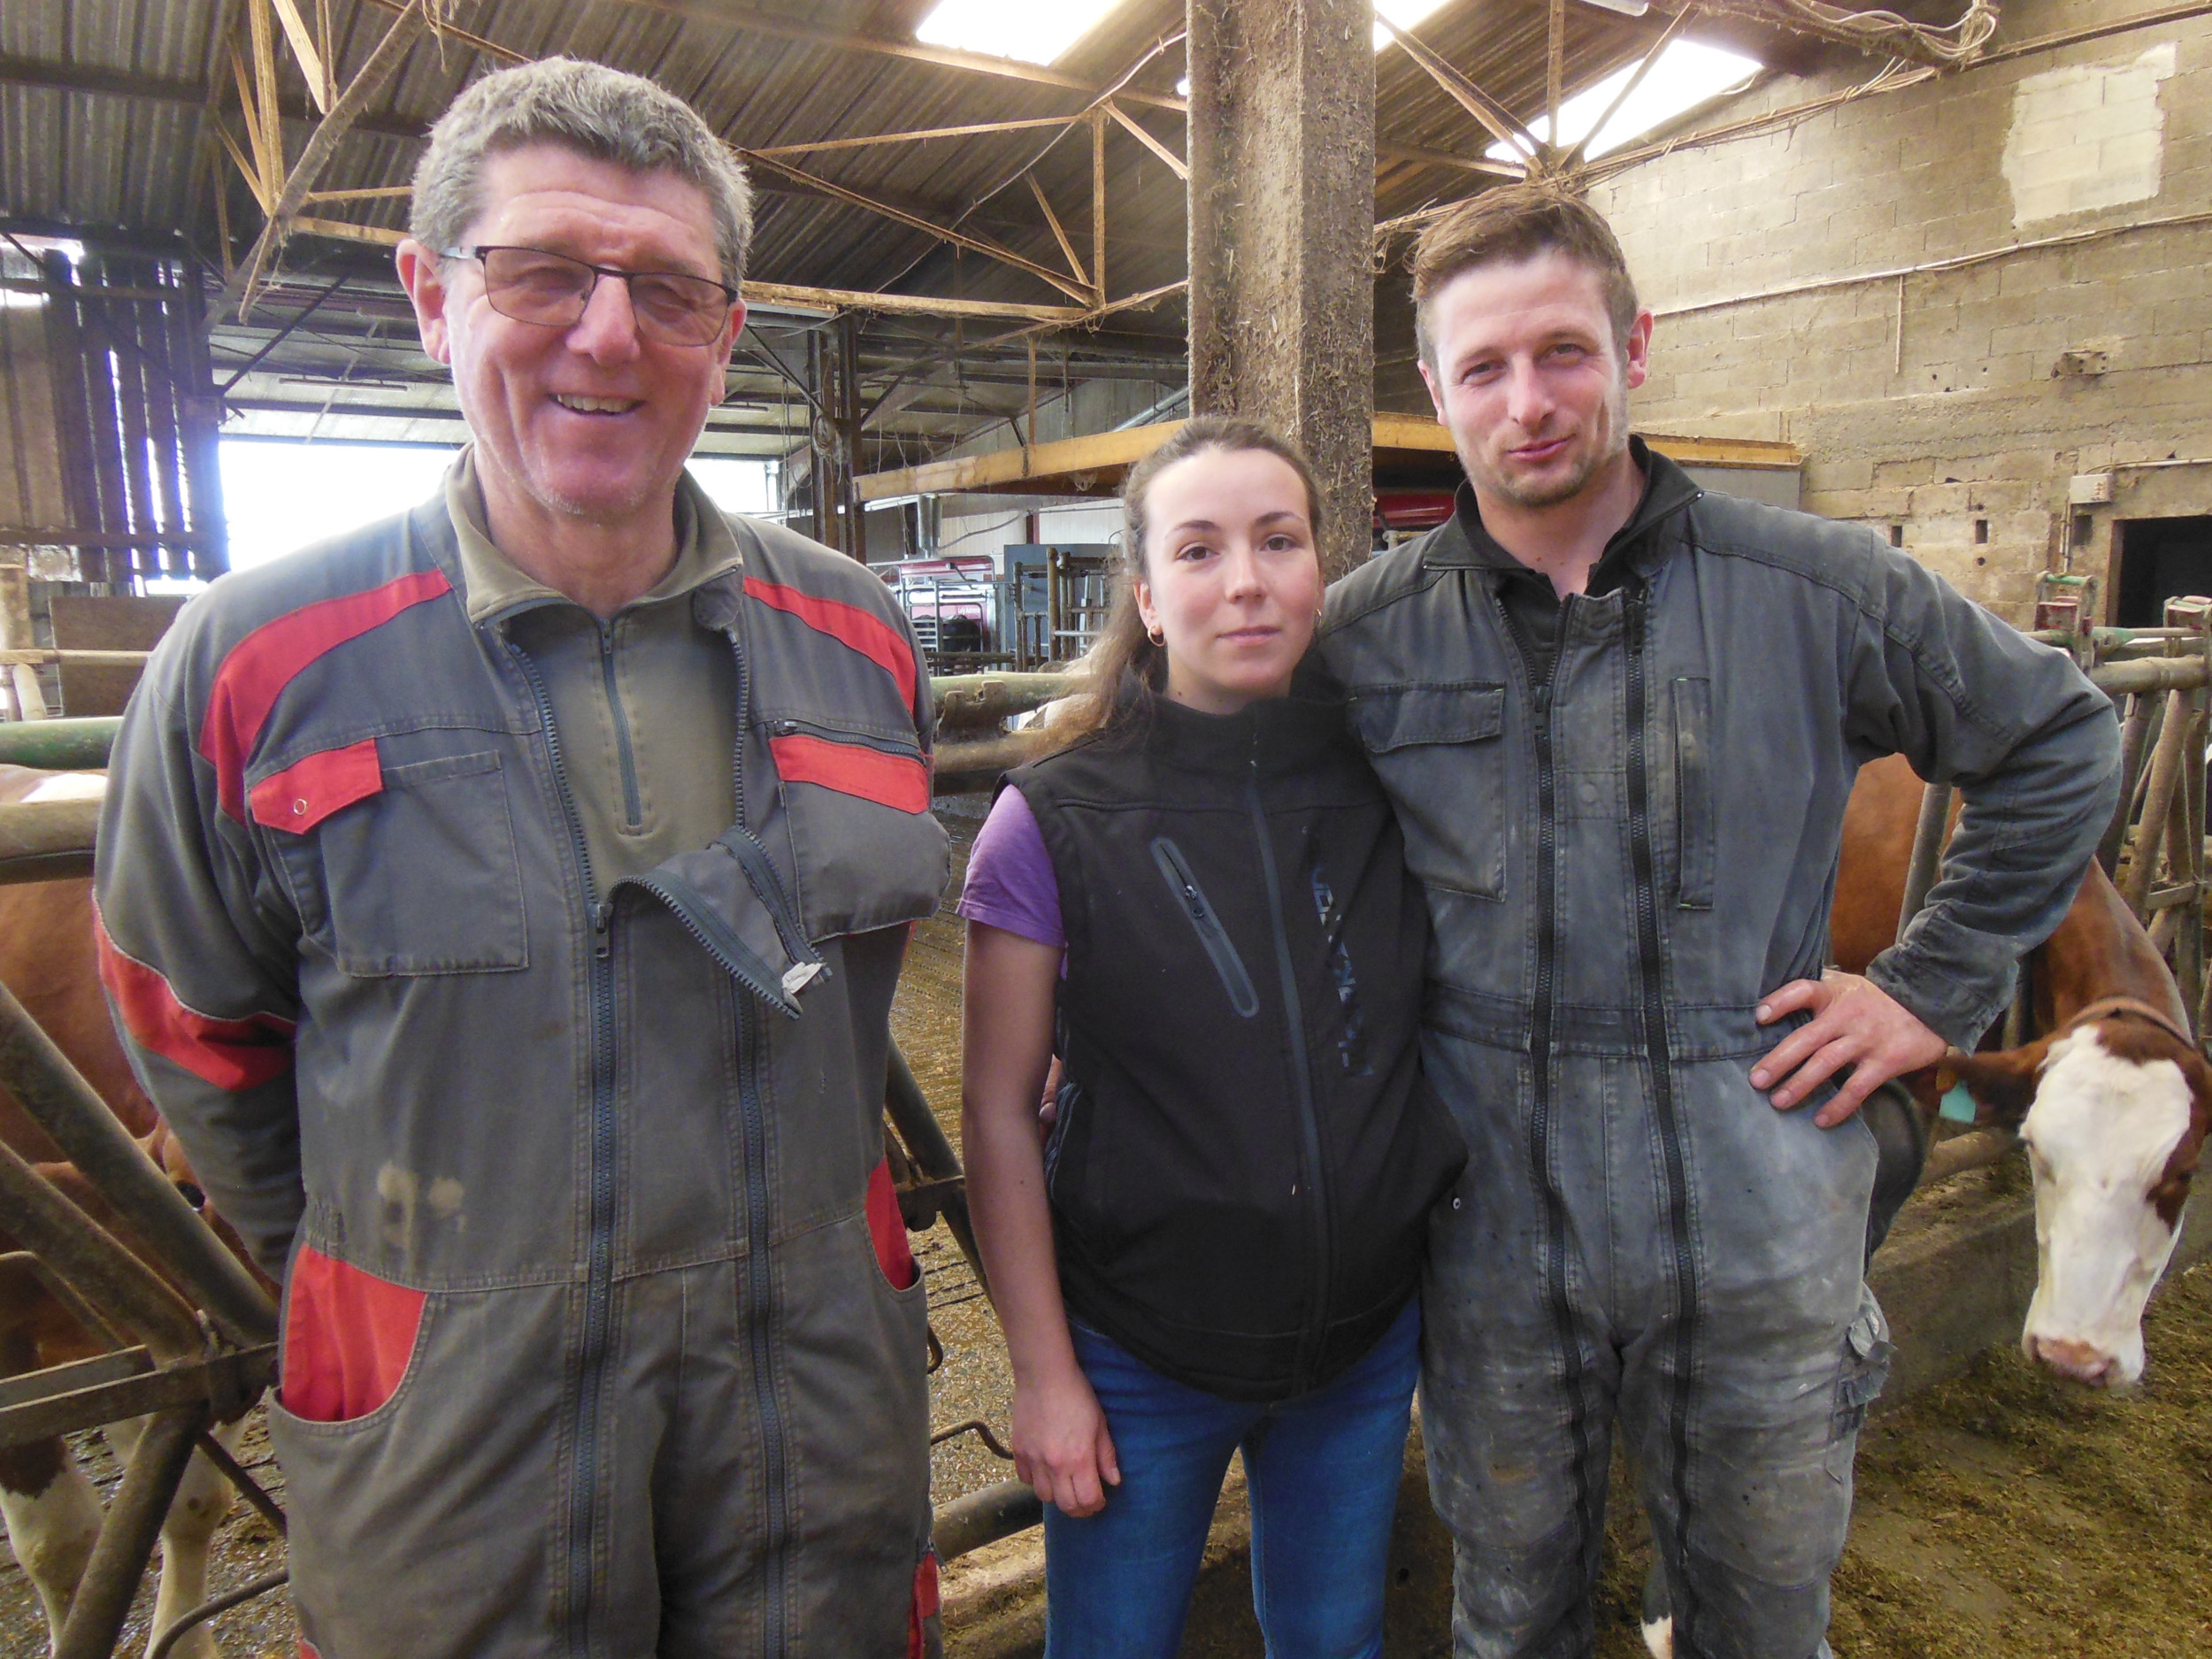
left=96, top=58, right=949, bottom=1659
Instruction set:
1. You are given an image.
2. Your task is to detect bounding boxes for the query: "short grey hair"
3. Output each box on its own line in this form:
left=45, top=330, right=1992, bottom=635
left=410, top=58, right=753, bottom=284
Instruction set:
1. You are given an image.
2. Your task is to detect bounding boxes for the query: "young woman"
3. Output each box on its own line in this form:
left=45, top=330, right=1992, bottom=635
left=958, top=418, right=1466, bottom=1658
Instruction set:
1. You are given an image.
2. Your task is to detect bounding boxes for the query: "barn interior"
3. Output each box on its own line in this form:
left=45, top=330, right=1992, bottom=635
left=4, top=0, right=2212, bottom=1655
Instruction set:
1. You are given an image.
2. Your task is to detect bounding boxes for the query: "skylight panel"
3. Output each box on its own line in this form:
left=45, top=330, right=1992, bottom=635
left=915, top=0, right=1131, bottom=66
left=1486, top=39, right=1760, bottom=161
left=1374, top=0, right=1454, bottom=50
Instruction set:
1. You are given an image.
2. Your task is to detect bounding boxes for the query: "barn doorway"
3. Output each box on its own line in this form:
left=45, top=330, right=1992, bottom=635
left=2116, top=516, right=2212, bottom=626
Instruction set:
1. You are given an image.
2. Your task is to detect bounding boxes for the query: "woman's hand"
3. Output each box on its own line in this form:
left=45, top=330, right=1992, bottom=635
left=1012, top=1363, right=1121, bottom=1517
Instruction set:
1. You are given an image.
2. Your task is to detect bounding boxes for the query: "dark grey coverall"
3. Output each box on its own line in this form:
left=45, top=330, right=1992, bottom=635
left=1321, top=447, right=2116, bottom=1658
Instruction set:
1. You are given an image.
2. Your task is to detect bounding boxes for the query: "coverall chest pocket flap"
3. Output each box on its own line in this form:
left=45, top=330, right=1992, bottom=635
left=764, top=714, right=949, bottom=940
left=269, top=747, right=529, bottom=977
left=1347, top=683, right=1508, bottom=899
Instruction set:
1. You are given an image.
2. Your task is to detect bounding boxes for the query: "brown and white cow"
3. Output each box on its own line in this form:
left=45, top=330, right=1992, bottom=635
left=0, top=764, right=260, bottom=1659
left=1835, top=754, right=2209, bottom=1388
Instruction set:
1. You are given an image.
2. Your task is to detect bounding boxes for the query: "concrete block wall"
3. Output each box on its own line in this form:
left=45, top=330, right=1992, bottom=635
left=1593, top=0, right=2212, bottom=619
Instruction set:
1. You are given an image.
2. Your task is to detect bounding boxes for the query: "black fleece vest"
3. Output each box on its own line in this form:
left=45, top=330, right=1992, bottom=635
left=1012, top=684, right=1466, bottom=1402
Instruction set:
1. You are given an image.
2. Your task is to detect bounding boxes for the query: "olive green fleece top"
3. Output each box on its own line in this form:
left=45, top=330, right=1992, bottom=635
left=444, top=450, right=740, bottom=901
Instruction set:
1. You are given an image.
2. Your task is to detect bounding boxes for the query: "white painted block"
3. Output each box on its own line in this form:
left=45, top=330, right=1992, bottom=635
left=2001, top=43, right=2177, bottom=226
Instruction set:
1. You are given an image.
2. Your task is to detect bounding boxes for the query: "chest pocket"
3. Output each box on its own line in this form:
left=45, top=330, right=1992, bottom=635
left=765, top=715, right=949, bottom=940
left=265, top=745, right=529, bottom=976
left=1347, top=683, right=1508, bottom=900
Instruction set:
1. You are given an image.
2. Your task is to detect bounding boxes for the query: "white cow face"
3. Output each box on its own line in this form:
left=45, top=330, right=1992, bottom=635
left=1952, top=1016, right=2207, bottom=1388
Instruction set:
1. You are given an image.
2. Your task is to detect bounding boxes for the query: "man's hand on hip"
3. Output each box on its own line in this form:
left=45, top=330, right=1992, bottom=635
left=1751, top=970, right=1948, bottom=1128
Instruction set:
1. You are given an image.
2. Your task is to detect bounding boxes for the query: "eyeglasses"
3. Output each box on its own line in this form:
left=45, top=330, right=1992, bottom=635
left=441, top=245, right=739, bottom=348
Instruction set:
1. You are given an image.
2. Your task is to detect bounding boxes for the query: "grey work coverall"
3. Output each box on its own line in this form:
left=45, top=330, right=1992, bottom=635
left=1321, top=452, right=2116, bottom=1659
left=95, top=483, right=950, bottom=1658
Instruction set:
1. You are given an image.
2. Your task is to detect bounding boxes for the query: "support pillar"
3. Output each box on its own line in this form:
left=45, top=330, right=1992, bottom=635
left=1187, top=0, right=1376, bottom=578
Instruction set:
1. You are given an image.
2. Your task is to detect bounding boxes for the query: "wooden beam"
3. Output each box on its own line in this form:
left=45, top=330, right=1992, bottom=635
left=249, top=0, right=284, bottom=206
left=300, top=185, right=414, bottom=203
left=739, top=149, right=1094, bottom=304
left=267, top=0, right=336, bottom=111
left=1104, top=102, right=1188, bottom=182
left=1563, top=3, right=1694, bottom=173
left=1026, top=174, right=1092, bottom=294
left=856, top=417, right=1804, bottom=501
left=588, top=0, right=1188, bottom=113
left=1546, top=0, right=1567, bottom=161
left=739, top=282, right=1087, bottom=323
left=356, top=0, right=525, bottom=64
left=857, top=422, right=1180, bottom=501
left=0, top=57, right=205, bottom=107
left=230, top=1, right=427, bottom=314
left=1091, top=110, right=1108, bottom=305
left=1377, top=139, right=1524, bottom=178
left=750, top=116, right=1079, bottom=159
left=290, top=216, right=405, bottom=246
left=1374, top=12, right=1540, bottom=159
left=1642, top=433, right=1804, bottom=469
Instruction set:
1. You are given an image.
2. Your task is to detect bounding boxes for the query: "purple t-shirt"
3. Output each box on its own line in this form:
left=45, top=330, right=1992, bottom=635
left=956, top=786, right=1065, bottom=949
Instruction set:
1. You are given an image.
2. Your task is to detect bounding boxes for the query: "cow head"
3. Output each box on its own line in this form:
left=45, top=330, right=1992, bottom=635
left=1949, top=1001, right=2209, bottom=1387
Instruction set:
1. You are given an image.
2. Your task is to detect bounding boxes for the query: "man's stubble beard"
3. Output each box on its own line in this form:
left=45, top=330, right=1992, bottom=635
left=1457, top=365, right=1632, bottom=514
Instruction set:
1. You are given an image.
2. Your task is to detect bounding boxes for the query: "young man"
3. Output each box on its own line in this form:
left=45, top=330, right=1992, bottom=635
left=96, top=59, right=949, bottom=1658
left=1321, top=186, right=2116, bottom=1657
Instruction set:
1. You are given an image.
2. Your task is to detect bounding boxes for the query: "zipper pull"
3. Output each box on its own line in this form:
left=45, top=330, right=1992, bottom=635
left=592, top=900, right=613, bottom=960
left=1532, top=681, right=1552, bottom=719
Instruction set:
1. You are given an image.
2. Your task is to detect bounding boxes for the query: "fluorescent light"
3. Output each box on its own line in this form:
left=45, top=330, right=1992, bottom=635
left=1374, top=0, right=1452, bottom=50
left=915, top=0, right=1129, bottom=66
left=1486, top=39, right=1758, bottom=161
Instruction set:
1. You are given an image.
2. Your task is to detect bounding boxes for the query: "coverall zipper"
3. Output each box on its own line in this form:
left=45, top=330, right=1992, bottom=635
left=1493, top=586, right=1604, bottom=1564
left=1623, top=588, right=1703, bottom=1640
left=726, top=625, right=792, bottom=1659
left=1248, top=753, right=1332, bottom=1392
left=504, top=639, right=619, bottom=1659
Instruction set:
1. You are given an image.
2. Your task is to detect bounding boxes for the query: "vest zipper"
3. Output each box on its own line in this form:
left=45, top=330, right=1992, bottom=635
left=598, top=620, right=644, bottom=832
left=1149, top=836, right=1262, bottom=1018
left=1624, top=587, right=1703, bottom=1643
left=504, top=637, right=618, bottom=1659
left=1248, top=754, right=1331, bottom=1391
left=1493, top=585, right=1603, bottom=1566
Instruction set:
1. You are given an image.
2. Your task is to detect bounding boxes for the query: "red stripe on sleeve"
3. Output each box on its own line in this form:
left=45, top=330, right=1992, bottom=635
left=743, top=577, right=918, bottom=710
left=200, top=569, right=451, bottom=820
left=94, top=910, right=295, bottom=1091
left=770, top=733, right=931, bottom=814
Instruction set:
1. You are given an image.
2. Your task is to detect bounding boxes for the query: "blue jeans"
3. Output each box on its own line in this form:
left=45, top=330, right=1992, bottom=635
left=1042, top=1300, right=1420, bottom=1659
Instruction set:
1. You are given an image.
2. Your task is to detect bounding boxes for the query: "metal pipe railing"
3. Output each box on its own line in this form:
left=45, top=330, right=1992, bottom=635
left=0, top=979, right=279, bottom=1348
left=0, top=1138, right=205, bottom=1364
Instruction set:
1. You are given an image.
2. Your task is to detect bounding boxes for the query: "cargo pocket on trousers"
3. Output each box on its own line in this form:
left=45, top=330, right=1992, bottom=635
left=1826, top=1285, right=1893, bottom=1481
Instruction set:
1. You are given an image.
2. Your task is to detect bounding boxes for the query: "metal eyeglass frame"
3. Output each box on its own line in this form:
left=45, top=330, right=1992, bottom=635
left=438, top=244, right=740, bottom=347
